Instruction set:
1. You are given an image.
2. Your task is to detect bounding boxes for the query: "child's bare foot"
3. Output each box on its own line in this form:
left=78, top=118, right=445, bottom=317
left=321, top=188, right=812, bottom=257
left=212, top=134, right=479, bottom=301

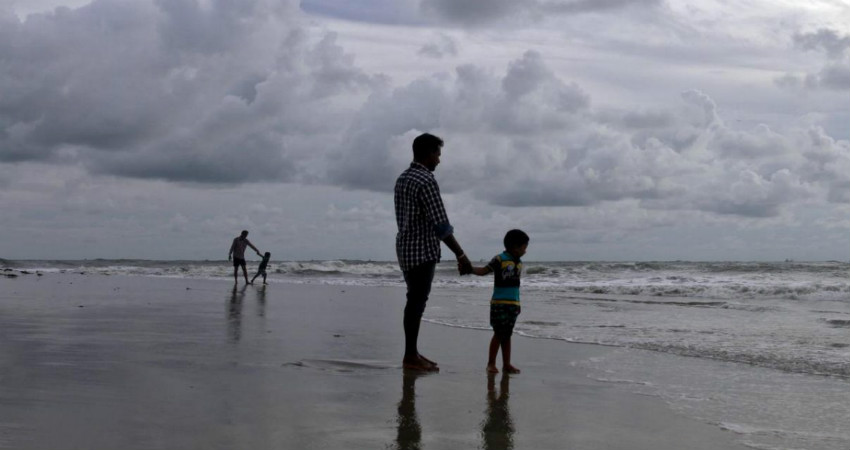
left=504, top=365, right=521, bottom=374
left=486, top=364, right=499, bottom=373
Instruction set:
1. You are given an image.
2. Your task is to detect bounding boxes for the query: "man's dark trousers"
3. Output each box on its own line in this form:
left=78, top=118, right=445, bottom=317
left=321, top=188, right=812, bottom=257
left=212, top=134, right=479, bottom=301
left=402, top=261, right=436, bottom=359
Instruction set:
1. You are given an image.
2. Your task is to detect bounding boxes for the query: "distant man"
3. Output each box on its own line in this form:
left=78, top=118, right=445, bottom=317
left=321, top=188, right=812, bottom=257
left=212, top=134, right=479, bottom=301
left=394, top=133, right=473, bottom=372
left=228, top=230, right=262, bottom=285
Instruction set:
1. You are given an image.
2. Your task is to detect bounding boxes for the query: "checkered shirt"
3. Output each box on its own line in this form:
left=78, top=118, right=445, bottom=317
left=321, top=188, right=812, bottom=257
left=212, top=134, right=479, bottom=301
left=394, top=162, right=454, bottom=271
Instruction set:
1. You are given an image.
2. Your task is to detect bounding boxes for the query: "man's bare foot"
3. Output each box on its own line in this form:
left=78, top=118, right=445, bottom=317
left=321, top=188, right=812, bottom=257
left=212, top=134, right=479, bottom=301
left=418, top=354, right=439, bottom=368
left=486, top=364, right=499, bottom=373
left=403, top=356, right=439, bottom=372
left=504, top=364, right=521, bottom=374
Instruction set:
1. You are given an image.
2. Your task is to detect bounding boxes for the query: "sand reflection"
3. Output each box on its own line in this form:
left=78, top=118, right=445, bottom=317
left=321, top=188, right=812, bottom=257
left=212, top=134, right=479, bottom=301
left=394, top=371, right=424, bottom=450
left=227, top=285, right=246, bottom=341
left=482, top=372, right=515, bottom=450
left=255, top=284, right=267, bottom=317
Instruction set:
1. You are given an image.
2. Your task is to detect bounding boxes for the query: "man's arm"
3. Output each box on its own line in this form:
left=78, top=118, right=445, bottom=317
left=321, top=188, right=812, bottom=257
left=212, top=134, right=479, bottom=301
left=247, top=240, right=261, bottom=256
left=419, top=180, right=472, bottom=274
left=443, top=234, right=472, bottom=275
left=228, top=239, right=235, bottom=260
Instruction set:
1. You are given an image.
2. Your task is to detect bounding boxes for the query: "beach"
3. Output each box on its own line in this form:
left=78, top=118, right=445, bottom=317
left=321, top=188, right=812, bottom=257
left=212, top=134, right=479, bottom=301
left=0, top=271, right=753, bottom=450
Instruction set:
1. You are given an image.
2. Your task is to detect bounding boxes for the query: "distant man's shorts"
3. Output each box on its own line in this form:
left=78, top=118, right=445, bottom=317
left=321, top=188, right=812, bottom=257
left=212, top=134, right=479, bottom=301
left=233, top=257, right=246, bottom=268
left=490, top=303, right=520, bottom=339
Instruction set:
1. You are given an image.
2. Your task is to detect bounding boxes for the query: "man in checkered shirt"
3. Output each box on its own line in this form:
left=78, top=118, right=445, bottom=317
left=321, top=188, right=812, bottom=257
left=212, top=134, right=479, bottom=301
left=395, top=133, right=473, bottom=372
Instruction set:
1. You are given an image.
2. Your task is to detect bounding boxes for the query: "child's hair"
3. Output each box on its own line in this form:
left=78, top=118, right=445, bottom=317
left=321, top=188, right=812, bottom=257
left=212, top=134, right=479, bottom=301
left=264, top=252, right=271, bottom=257
left=503, top=229, right=530, bottom=250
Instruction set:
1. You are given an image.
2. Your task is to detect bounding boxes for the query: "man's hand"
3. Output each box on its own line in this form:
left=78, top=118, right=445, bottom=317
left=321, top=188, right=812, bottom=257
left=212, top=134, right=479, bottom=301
left=228, top=255, right=231, bottom=261
left=457, top=254, right=473, bottom=275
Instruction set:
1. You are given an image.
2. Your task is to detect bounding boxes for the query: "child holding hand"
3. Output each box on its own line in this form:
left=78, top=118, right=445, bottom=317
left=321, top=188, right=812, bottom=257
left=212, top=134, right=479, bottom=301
left=250, top=252, right=271, bottom=285
left=468, top=229, right=529, bottom=374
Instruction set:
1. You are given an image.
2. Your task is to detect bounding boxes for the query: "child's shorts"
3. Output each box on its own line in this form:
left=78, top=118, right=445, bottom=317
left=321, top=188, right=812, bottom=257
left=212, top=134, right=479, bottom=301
left=490, top=303, right=520, bottom=339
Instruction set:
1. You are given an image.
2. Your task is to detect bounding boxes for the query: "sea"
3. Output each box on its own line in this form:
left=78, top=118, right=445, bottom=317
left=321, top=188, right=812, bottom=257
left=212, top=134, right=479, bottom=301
left=3, top=259, right=849, bottom=450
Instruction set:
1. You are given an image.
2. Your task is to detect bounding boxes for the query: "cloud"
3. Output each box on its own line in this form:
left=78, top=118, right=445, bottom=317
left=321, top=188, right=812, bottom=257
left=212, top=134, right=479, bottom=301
left=811, top=64, right=850, bottom=90
left=777, top=64, right=850, bottom=92
left=0, top=0, right=380, bottom=183
left=777, top=28, right=850, bottom=92
left=418, top=33, right=458, bottom=58
left=793, top=28, right=850, bottom=60
left=300, top=0, right=423, bottom=25
left=326, top=48, right=847, bottom=218
left=1, top=0, right=847, bottom=224
left=419, top=0, right=661, bottom=25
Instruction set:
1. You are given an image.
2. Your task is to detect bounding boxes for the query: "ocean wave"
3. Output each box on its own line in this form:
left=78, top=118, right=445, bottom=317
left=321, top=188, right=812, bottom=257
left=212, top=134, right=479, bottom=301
left=3, top=259, right=847, bottom=302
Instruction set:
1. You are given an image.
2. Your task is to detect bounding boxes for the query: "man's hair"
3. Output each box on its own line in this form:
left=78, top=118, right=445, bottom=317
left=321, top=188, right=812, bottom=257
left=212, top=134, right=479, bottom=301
left=264, top=252, right=271, bottom=257
left=241, top=230, right=249, bottom=237
left=412, top=133, right=443, bottom=160
left=504, top=229, right=530, bottom=250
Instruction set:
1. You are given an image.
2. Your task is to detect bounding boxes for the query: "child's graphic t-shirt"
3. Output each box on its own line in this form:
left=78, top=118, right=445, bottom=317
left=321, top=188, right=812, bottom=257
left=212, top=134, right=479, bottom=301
left=487, top=252, right=522, bottom=304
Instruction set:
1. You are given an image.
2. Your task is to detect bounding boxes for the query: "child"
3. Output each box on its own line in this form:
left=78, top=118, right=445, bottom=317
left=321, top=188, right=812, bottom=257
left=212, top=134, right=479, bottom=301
left=469, top=229, right=529, bottom=374
left=250, top=252, right=271, bottom=285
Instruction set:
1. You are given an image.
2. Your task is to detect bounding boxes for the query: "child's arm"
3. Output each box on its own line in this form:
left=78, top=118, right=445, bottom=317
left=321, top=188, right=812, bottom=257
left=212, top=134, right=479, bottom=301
left=469, top=266, right=492, bottom=276
left=462, top=255, right=500, bottom=276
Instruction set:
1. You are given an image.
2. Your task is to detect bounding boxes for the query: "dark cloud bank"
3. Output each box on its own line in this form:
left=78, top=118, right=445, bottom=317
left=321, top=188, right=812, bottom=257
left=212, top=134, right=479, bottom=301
left=0, top=0, right=848, bottom=220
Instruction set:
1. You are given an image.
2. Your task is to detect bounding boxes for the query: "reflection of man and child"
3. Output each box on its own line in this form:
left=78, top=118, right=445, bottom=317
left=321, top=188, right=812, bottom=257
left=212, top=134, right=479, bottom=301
left=395, top=133, right=529, bottom=374
left=227, top=281, right=268, bottom=342
left=394, top=371, right=515, bottom=450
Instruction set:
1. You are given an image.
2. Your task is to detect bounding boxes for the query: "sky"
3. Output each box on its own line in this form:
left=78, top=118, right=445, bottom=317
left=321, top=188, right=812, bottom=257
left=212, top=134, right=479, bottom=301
left=0, top=0, right=848, bottom=261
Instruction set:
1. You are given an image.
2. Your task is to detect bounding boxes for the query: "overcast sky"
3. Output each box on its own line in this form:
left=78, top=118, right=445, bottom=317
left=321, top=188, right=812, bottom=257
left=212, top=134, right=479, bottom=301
left=1, top=0, right=848, bottom=261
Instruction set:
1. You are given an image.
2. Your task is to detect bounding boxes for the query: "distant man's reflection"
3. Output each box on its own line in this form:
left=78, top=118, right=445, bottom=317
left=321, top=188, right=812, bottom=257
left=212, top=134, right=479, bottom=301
left=481, top=372, right=514, bottom=450
left=394, top=371, right=423, bottom=450
left=255, top=284, right=267, bottom=317
left=228, top=284, right=246, bottom=341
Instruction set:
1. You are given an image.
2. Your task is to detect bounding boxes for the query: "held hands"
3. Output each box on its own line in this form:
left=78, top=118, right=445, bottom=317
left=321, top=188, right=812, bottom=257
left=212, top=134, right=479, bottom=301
left=457, top=254, right=473, bottom=276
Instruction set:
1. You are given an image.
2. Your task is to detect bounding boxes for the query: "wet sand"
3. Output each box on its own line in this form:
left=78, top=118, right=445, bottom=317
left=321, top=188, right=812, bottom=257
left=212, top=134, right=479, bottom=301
left=0, top=273, right=748, bottom=449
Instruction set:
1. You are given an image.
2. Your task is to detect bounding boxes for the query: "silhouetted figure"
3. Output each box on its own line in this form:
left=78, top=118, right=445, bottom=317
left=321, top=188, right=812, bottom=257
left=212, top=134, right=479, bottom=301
left=469, top=230, right=529, bottom=374
left=228, top=230, right=262, bottom=285
left=251, top=252, right=271, bottom=285
left=394, top=133, right=473, bottom=372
